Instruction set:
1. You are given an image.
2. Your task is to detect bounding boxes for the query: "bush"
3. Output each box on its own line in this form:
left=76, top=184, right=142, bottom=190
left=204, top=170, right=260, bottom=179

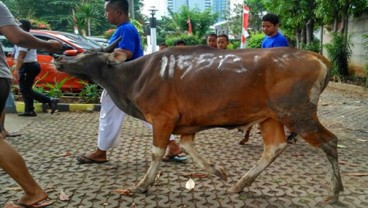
left=165, top=34, right=202, bottom=46
left=246, top=32, right=264, bottom=48
left=325, top=32, right=352, bottom=77
left=301, top=39, right=321, bottom=53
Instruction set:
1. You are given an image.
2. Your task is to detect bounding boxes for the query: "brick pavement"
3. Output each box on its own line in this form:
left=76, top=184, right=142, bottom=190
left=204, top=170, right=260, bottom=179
left=0, top=86, right=367, bottom=208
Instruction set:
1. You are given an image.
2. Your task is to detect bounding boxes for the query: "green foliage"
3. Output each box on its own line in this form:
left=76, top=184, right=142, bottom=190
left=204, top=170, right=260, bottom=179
left=158, top=6, right=218, bottom=41
left=325, top=32, right=353, bottom=77
left=32, top=72, right=48, bottom=94
left=44, top=77, right=71, bottom=98
left=246, top=32, right=264, bottom=48
left=3, top=0, right=144, bottom=37
left=165, top=34, right=202, bottom=46
left=231, top=40, right=241, bottom=49
left=78, top=81, right=101, bottom=103
left=73, top=2, right=102, bottom=36
left=300, top=39, right=321, bottom=53
left=227, top=0, right=265, bottom=37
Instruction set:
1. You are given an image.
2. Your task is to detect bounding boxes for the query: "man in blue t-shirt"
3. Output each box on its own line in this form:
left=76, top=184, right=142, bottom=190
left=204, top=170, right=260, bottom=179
left=262, top=13, right=298, bottom=143
left=77, top=0, right=186, bottom=164
left=240, top=14, right=294, bottom=145
left=261, top=13, right=288, bottom=48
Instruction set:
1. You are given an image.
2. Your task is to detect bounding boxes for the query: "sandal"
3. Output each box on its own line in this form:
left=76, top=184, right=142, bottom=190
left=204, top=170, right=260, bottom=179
left=4, top=199, right=55, bottom=208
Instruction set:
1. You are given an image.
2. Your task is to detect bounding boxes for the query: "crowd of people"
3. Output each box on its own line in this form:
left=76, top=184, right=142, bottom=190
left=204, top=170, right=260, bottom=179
left=0, top=0, right=291, bottom=206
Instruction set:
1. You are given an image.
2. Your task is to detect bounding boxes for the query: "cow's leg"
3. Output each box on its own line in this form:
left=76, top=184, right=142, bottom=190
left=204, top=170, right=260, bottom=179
left=229, top=118, right=287, bottom=193
left=180, top=134, right=227, bottom=181
left=296, top=122, right=343, bottom=204
left=130, top=122, right=172, bottom=193
left=239, top=126, right=252, bottom=145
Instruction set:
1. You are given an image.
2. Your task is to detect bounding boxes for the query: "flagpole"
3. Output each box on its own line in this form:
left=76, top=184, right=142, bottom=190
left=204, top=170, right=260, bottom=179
left=240, top=5, right=250, bottom=49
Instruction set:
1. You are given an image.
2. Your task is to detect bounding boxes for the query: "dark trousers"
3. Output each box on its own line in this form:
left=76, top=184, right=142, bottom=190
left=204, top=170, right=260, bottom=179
left=0, top=78, right=11, bottom=132
left=18, top=62, right=51, bottom=112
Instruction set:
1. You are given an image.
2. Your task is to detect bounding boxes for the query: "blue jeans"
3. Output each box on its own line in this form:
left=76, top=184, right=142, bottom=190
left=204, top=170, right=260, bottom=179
left=18, top=62, right=51, bottom=112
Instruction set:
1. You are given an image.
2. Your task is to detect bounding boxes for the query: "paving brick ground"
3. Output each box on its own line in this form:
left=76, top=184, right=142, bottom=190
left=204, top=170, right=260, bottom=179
left=0, top=86, right=367, bottom=208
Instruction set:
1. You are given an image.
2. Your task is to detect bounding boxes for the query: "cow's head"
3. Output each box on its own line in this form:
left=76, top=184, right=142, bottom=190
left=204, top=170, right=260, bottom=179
left=53, top=37, right=127, bottom=81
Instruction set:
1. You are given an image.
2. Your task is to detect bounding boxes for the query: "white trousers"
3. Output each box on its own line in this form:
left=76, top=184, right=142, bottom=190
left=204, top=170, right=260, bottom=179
left=97, top=90, right=174, bottom=151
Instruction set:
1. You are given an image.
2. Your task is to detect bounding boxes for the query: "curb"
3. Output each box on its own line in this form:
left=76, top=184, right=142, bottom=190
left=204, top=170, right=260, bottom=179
left=15, top=101, right=101, bottom=113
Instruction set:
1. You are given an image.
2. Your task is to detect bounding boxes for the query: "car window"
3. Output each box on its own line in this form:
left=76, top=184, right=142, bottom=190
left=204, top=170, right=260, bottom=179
left=60, top=33, right=101, bottom=50
left=33, top=35, right=74, bottom=55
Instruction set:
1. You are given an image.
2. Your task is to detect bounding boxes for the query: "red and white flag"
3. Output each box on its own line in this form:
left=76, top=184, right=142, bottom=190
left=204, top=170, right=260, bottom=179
left=240, top=5, right=250, bottom=48
left=187, top=16, right=192, bottom=35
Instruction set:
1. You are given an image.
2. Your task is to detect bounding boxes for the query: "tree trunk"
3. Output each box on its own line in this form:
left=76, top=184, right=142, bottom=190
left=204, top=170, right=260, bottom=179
left=88, top=19, right=91, bottom=36
left=306, top=18, right=314, bottom=45
left=295, top=29, right=301, bottom=49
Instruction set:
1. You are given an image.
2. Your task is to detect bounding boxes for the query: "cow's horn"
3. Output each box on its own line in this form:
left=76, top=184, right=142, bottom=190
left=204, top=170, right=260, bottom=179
left=103, top=36, right=122, bottom=52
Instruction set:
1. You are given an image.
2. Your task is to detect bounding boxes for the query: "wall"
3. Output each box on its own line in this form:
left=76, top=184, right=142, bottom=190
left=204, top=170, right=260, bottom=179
left=348, top=14, right=368, bottom=77
left=322, top=14, right=368, bottom=77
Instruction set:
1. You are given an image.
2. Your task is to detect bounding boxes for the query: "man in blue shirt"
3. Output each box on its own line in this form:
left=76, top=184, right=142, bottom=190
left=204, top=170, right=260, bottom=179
left=77, top=0, right=185, bottom=164
left=262, top=13, right=298, bottom=143
left=261, top=13, right=288, bottom=48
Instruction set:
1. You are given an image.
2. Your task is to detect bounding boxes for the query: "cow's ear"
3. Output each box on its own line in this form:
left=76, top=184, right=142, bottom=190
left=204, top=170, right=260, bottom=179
left=107, top=51, right=127, bottom=65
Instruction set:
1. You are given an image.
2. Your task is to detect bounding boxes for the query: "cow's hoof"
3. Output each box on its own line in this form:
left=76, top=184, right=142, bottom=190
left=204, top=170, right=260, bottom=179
left=323, top=195, right=339, bottom=204
left=215, top=167, right=228, bottom=181
left=239, top=138, right=249, bottom=145
left=228, top=185, right=242, bottom=193
left=128, top=186, right=148, bottom=194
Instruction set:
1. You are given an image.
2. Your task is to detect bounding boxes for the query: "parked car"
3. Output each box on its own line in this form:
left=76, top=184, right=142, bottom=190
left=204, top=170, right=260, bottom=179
left=0, top=30, right=102, bottom=92
left=87, top=36, right=109, bottom=46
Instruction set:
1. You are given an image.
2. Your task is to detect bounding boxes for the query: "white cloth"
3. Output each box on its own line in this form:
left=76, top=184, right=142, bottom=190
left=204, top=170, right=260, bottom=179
left=14, top=46, right=37, bottom=62
left=97, top=89, right=175, bottom=151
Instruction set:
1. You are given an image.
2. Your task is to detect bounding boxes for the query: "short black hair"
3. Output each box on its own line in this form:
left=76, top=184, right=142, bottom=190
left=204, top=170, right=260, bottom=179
left=105, top=0, right=129, bottom=15
left=206, top=33, right=217, bottom=39
left=19, top=19, right=31, bottom=32
left=174, top=39, right=186, bottom=46
left=262, top=13, right=280, bottom=25
left=217, top=34, right=229, bottom=41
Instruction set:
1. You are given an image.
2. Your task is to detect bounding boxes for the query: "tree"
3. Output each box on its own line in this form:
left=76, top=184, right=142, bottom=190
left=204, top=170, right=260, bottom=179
left=158, top=6, right=218, bottom=42
left=226, top=1, right=265, bottom=39
left=315, top=0, right=368, bottom=34
left=74, top=2, right=101, bottom=36
left=261, top=0, right=323, bottom=48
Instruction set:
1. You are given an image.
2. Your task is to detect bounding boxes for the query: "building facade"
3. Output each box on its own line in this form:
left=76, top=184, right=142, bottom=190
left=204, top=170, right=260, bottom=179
left=167, top=0, right=229, bottom=22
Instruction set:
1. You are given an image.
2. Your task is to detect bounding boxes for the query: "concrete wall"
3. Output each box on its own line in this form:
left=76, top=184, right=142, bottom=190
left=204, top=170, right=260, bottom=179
left=348, top=14, right=368, bottom=76
left=322, top=14, right=368, bottom=77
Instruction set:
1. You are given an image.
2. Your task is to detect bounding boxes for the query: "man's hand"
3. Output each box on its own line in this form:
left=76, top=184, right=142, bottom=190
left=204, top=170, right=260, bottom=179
left=46, top=40, right=63, bottom=53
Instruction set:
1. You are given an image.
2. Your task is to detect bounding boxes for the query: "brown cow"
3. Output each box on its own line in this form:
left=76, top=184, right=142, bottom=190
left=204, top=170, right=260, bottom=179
left=53, top=45, right=343, bottom=204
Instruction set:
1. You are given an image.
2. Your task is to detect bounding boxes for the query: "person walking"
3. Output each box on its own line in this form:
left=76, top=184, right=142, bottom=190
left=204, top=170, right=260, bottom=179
left=13, top=19, right=59, bottom=117
left=0, top=1, right=62, bottom=207
left=76, top=0, right=186, bottom=164
left=261, top=13, right=297, bottom=143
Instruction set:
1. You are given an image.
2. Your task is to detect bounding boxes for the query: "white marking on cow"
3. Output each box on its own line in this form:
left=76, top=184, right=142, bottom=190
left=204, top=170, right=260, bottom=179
left=168, top=55, right=176, bottom=78
left=254, top=55, right=260, bottom=64
left=178, top=55, right=194, bottom=79
left=160, top=53, right=247, bottom=79
left=160, top=56, right=168, bottom=78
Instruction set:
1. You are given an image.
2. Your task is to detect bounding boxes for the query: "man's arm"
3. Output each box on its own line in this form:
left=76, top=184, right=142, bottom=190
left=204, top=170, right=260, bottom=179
left=114, top=48, right=133, bottom=60
left=0, top=25, right=62, bottom=53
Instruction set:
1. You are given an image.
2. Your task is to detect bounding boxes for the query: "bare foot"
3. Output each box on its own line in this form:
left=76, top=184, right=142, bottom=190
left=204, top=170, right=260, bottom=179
left=17, top=190, right=49, bottom=207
